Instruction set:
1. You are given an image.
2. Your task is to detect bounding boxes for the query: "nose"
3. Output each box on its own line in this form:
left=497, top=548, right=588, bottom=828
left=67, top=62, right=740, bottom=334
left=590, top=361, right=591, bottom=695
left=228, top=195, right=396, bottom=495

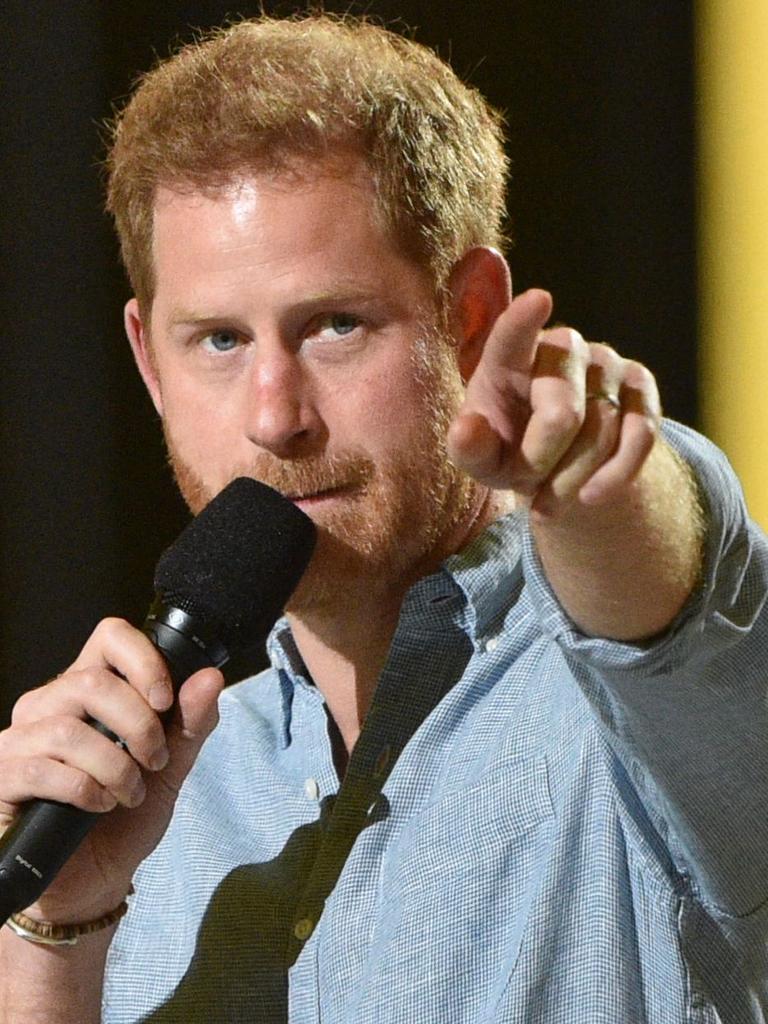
left=243, top=345, right=324, bottom=457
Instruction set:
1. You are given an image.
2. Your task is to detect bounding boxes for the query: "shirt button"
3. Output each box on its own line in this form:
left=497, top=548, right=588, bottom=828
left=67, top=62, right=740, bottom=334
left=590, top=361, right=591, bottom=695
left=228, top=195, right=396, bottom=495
left=294, top=917, right=314, bottom=941
left=304, top=777, right=319, bottom=800
left=484, top=636, right=499, bottom=653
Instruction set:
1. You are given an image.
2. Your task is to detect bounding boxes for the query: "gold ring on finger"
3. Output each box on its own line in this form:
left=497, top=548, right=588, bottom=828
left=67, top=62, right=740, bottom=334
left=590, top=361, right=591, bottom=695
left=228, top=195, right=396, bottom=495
left=585, top=390, right=621, bottom=411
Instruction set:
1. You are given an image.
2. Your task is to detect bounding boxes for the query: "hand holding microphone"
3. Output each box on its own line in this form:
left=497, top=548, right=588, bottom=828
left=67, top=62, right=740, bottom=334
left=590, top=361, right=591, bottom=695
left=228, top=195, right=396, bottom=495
left=0, top=479, right=315, bottom=930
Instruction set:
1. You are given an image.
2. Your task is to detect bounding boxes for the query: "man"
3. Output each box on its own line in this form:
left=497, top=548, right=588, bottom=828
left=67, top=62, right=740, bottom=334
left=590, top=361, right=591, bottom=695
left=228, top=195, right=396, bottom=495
left=0, top=14, right=765, bottom=1023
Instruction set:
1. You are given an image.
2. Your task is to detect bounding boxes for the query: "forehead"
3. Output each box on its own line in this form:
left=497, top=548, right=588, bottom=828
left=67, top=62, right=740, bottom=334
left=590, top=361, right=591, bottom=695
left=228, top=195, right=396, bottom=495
left=148, top=161, right=435, bottom=312
left=153, top=158, right=397, bottom=264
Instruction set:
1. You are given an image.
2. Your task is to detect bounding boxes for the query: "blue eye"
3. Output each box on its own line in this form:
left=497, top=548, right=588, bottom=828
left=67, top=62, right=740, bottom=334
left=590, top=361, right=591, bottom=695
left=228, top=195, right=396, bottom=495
left=315, top=314, right=361, bottom=341
left=329, top=314, right=358, bottom=335
left=201, top=331, right=239, bottom=353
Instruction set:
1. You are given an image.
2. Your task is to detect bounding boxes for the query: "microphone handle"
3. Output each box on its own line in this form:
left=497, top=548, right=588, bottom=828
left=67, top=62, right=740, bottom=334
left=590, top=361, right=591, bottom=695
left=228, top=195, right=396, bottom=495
left=0, top=603, right=228, bottom=924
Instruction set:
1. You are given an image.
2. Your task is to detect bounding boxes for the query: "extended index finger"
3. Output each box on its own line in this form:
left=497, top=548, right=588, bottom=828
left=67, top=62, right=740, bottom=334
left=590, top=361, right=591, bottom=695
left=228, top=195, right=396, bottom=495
left=471, top=288, right=553, bottom=387
left=449, top=289, right=554, bottom=482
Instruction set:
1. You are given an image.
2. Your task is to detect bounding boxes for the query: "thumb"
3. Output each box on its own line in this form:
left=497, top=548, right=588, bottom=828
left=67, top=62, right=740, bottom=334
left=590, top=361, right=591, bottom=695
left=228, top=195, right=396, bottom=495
left=447, top=410, right=505, bottom=484
left=159, top=668, right=225, bottom=791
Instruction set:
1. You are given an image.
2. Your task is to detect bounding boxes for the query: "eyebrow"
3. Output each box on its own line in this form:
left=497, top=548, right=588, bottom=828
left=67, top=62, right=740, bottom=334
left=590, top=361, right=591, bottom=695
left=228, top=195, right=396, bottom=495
left=166, top=310, right=233, bottom=332
left=164, top=287, right=385, bottom=332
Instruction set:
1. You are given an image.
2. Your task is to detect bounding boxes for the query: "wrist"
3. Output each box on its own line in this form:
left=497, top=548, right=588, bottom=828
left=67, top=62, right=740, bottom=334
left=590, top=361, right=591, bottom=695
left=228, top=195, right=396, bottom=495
left=6, top=887, right=133, bottom=946
left=23, top=879, right=135, bottom=927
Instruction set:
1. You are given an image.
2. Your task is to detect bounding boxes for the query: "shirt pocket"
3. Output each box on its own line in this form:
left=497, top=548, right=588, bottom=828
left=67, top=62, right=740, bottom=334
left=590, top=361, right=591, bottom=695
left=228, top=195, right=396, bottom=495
left=383, top=755, right=554, bottom=891
left=358, top=758, right=555, bottom=1014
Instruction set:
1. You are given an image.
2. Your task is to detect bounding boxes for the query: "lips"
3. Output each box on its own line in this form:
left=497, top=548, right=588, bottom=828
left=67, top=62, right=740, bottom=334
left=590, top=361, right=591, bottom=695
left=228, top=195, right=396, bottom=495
left=285, top=485, right=346, bottom=502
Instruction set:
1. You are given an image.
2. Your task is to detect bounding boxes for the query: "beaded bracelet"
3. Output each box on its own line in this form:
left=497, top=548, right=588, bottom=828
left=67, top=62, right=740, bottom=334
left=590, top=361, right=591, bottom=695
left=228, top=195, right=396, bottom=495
left=4, top=886, right=135, bottom=946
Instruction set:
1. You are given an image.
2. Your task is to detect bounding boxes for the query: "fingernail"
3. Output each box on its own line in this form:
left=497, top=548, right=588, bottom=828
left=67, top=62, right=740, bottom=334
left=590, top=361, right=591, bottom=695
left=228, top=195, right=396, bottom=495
left=150, top=746, right=170, bottom=772
left=149, top=684, right=172, bottom=711
left=101, top=790, right=118, bottom=811
left=129, top=778, right=146, bottom=807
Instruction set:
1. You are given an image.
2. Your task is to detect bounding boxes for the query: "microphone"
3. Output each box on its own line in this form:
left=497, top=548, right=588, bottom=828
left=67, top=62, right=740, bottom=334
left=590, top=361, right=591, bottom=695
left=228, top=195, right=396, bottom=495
left=0, top=478, right=316, bottom=924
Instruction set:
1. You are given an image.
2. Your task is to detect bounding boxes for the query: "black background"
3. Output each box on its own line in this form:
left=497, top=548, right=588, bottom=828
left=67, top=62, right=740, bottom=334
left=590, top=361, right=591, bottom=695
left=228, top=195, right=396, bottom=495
left=0, top=1, right=696, bottom=723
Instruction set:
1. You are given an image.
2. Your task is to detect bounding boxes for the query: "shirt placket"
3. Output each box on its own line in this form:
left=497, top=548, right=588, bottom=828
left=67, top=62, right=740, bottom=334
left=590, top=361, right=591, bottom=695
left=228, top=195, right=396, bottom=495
left=286, top=592, right=475, bottom=1021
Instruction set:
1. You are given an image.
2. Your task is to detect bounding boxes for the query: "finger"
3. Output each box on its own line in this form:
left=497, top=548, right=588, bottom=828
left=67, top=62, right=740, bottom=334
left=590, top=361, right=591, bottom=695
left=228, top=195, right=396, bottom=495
left=446, top=411, right=505, bottom=482
left=449, top=325, right=591, bottom=491
left=155, top=668, right=224, bottom=796
left=12, top=668, right=169, bottom=773
left=459, top=290, right=553, bottom=446
left=511, top=329, right=590, bottom=493
left=578, top=364, right=661, bottom=504
left=70, top=617, right=173, bottom=713
left=0, top=716, right=150, bottom=809
left=0, top=670, right=223, bottom=826
left=449, top=289, right=552, bottom=485
left=530, top=345, right=624, bottom=509
left=532, top=396, right=622, bottom=514
left=583, top=342, right=626, bottom=403
left=470, top=288, right=553, bottom=382
left=0, top=756, right=120, bottom=814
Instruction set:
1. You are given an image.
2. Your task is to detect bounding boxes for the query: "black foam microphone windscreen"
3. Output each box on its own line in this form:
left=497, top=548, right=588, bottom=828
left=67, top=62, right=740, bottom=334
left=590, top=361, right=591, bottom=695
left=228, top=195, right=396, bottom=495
left=154, top=476, right=316, bottom=650
left=0, top=477, right=316, bottom=923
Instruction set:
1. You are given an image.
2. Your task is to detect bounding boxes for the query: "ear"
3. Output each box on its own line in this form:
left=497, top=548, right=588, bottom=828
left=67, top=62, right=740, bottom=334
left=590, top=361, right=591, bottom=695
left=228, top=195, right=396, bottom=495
left=447, top=247, right=512, bottom=382
left=124, top=297, right=164, bottom=416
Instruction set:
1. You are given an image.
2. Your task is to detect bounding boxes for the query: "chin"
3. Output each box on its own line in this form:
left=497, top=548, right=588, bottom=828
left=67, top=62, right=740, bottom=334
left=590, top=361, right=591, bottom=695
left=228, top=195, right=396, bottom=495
left=284, top=527, right=393, bottom=615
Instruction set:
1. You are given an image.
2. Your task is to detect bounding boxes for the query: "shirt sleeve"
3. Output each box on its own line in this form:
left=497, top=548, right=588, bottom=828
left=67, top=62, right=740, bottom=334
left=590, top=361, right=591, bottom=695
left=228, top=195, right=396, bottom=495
left=521, top=419, right=768, bottom=918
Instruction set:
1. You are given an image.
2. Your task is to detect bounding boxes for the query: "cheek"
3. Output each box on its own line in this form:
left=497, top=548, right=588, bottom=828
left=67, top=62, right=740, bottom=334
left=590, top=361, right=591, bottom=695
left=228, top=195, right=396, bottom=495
left=160, top=378, right=242, bottom=467
left=360, top=356, right=458, bottom=442
left=157, top=357, right=238, bottom=425
left=352, top=360, right=430, bottom=432
left=340, top=370, right=427, bottom=450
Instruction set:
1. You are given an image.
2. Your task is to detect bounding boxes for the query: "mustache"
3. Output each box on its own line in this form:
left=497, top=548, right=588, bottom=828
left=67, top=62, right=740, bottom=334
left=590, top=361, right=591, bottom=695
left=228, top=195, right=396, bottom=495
left=227, top=451, right=375, bottom=500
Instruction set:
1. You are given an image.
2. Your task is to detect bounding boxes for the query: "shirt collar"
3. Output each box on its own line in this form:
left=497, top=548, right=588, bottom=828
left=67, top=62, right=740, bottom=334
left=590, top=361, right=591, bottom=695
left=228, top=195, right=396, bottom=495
left=265, top=620, right=310, bottom=747
left=442, top=508, right=525, bottom=641
left=265, top=508, right=525, bottom=739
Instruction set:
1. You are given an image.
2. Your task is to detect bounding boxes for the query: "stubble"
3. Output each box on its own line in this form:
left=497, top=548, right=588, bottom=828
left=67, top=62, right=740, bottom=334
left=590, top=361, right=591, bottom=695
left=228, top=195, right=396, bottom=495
left=164, top=325, right=479, bottom=614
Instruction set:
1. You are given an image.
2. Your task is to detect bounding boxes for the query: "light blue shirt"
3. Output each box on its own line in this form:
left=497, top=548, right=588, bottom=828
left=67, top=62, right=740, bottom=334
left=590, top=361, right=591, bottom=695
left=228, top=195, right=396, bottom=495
left=102, top=422, right=768, bottom=1023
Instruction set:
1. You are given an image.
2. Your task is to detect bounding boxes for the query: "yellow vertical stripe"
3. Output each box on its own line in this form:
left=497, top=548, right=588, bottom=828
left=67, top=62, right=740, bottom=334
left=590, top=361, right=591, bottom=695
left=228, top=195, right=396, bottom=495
left=698, top=0, right=768, bottom=529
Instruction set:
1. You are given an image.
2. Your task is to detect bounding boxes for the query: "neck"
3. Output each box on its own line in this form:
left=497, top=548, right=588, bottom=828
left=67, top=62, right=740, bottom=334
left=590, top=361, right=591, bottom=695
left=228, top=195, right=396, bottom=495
left=286, top=487, right=511, bottom=756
